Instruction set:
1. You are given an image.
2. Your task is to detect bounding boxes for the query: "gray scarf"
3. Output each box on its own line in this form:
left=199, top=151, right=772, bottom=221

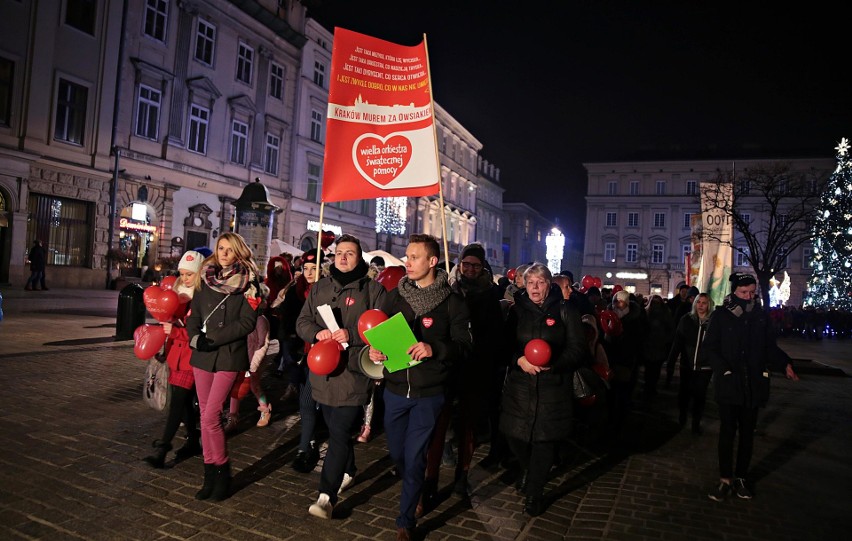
left=398, top=268, right=452, bottom=316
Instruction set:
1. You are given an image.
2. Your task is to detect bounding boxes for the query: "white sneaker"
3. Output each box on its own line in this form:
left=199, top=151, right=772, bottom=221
left=338, top=473, right=354, bottom=495
left=308, top=493, right=333, bottom=519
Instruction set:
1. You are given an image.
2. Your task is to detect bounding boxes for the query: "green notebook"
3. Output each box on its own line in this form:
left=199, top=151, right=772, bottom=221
left=363, top=312, right=421, bottom=373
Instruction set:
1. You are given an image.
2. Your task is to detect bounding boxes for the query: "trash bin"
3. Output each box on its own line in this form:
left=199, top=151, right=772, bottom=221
left=116, top=283, right=145, bottom=340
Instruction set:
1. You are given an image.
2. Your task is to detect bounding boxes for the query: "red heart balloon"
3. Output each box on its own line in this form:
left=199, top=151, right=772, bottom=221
left=160, top=275, right=178, bottom=291
left=524, top=339, right=551, bottom=367
left=506, top=268, right=516, bottom=281
left=320, top=230, right=336, bottom=249
left=133, top=324, right=166, bottom=360
left=592, top=277, right=602, bottom=289
left=143, top=285, right=180, bottom=322
left=376, top=266, right=406, bottom=292
left=358, top=309, right=389, bottom=344
left=581, top=275, right=595, bottom=289
left=307, top=338, right=343, bottom=376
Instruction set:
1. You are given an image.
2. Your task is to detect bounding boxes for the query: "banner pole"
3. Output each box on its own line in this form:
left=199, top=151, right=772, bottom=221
left=317, top=202, right=326, bottom=265
left=422, top=33, right=450, bottom=274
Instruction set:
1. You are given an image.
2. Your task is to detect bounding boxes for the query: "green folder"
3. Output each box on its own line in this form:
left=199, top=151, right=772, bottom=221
left=363, top=312, right=421, bottom=373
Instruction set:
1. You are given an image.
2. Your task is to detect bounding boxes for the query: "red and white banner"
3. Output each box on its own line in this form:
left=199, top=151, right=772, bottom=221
left=321, top=28, right=440, bottom=202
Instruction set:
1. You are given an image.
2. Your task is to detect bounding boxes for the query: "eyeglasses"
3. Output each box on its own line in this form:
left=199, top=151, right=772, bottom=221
left=461, top=262, right=482, bottom=270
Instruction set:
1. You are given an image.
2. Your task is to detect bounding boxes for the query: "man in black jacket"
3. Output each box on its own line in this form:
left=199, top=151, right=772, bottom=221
left=367, top=234, right=471, bottom=541
left=702, top=272, right=798, bottom=502
left=297, top=235, right=386, bottom=519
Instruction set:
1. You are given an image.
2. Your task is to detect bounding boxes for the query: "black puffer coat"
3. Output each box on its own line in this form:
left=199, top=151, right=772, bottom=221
left=499, top=287, right=588, bottom=443
left=666, top=312, right=712, bottom=373
left=701, top=297, right=786, bottom=408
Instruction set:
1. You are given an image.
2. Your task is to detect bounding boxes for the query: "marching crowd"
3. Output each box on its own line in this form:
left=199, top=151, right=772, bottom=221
left=141, top=231, right=799, bottom=541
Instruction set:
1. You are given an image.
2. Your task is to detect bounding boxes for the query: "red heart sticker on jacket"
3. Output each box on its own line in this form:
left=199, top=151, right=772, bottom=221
left=546, top=318, right=556, bottom=326
left=346, top=297, right=355, bottom=306
left=247, top=296, right=261, bottom=310
left=422, top=317, right=433, bottom=328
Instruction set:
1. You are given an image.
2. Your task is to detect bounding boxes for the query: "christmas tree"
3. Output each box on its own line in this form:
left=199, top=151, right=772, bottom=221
left=805, top=137, right=852, bottom=310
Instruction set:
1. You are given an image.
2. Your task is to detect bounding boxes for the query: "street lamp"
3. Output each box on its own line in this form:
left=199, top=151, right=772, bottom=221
left=545, top=227, right=564, bottom=275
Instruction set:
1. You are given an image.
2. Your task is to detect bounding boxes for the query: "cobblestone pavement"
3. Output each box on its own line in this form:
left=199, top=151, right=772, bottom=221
left=0, top=288, right=850, bottom=540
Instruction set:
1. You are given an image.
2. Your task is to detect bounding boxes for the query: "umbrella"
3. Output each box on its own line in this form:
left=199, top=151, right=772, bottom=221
left=270, top=239, right=302, bottom=257
left=364, top=249, right=404, bottom=267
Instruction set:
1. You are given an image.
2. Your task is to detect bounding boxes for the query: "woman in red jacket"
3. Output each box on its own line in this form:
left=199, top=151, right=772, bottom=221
left=143, top=250, right=205, bottom=468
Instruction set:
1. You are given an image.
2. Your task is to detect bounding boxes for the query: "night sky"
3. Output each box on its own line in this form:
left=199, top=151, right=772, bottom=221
left=306, top=1, right=851, bottom=246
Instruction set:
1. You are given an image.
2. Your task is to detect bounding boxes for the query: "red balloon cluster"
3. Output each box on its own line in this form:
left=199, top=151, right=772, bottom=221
left=581, top=275, right=603, bottom=290
left=358, top=309, right=388, bottom=343
left=133, top=323, right=166, bottom=360
left=376, top=266, right=405, bottom=292
left=524, top=338, right=552, bottom=367
left=307, top=338, right=343, bottom=375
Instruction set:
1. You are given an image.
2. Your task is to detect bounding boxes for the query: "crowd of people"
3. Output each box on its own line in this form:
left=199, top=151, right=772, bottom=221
left=141, top=231, right=800, bottom=540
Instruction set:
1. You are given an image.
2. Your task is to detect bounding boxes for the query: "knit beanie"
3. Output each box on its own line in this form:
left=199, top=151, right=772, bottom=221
left=178, top=250, right=204, bottom=274
left=460, top=243, right=486, bottom=264
left=301, top=251, right=325, bottom=266
left=729, top=272, right=757, bottom=288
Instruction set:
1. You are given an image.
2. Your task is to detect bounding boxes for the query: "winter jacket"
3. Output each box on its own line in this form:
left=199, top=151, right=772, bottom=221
left=666, top=312, right=712, bottom=373
left=449, top=266, right=508, bottom=375
left=380, top=284, right=472, bottom=399
left=701, top=297, right=787, bottom=408
left=604, top=300, right=647, bottom=371
left=187, top=281, right=259, bottom=373
left=297, top=273, right=386, bottom=407
left=644, top=302, right=675, bottom=362
left=499, top=286, right=588, bottom=443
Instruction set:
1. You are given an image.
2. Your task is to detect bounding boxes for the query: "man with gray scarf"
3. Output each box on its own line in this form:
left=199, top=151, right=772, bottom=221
left=368, top=234, right=472, bottom=541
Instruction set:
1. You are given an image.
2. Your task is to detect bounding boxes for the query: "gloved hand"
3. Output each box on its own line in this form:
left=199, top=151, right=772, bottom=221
left=195, top=333, right=216, bottom=352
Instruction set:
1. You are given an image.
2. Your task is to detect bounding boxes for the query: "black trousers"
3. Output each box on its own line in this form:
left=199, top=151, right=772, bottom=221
left=161, top=384, right=199, bottom=445
left=507, top=436, right=557, bottom=498
left=717, top=403, right=758, bottom=479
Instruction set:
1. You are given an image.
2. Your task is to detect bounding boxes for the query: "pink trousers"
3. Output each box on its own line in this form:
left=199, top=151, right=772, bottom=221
left=192, top=368, right=238, bottom=465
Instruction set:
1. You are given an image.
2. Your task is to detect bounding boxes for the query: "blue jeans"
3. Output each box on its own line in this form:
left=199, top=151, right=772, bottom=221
left=383, top=390, right=444, bottom=529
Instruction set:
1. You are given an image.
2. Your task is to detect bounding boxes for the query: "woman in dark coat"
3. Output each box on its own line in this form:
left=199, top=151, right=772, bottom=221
left=187, top=233, right=261, bottom=501
left=666, top=292, right=714, bottom=434
left=499, top=263, right=587, bottom=516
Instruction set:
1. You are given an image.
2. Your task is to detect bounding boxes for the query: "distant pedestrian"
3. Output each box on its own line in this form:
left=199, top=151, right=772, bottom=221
left=24, top=240, right=48, bottom=291
left=703, top=273, right=798, bottom=502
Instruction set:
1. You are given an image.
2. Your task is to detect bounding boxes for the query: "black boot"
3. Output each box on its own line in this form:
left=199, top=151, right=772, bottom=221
left=195, top=463, right=216, bottom=500
left=209, top=462, right=231, bottom=501
left=174, top=434, right=202, bottom=461
left=524, top=492, right=545, bottom=517
left=515, top=470, right=528, bottom=494
left=143, top=440, right=172, bottom=469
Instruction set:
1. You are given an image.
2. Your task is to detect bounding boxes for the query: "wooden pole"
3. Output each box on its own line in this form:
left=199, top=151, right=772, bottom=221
left=317, top=202, right=326, bottom=265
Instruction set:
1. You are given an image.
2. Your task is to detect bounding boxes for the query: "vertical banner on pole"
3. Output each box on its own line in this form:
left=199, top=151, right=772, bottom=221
left=321, top=28, right=440, bottom=203
left=697, top=182, right=734, bottom=306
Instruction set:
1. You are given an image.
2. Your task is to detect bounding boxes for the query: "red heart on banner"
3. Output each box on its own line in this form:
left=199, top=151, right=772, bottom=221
left=354, top=134, right=412, bottom=186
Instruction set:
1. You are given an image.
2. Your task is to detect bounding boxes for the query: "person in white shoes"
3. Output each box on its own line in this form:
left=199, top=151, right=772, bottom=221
left=298, top=235, right=386, bottom=519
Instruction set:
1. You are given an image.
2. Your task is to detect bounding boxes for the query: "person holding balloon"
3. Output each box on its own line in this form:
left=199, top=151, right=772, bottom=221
left=142, top=250, right=204, bottom=468
left=498, top=263, right=587, bottom=517
left=296, top=234, right=386, bottom=519
left=366, top=234, right=471, bottom=540
left=187, top=233, right=262, bottom=502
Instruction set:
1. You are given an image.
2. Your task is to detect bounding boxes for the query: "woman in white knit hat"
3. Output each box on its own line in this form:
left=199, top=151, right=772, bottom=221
left=143, top=250, right=205, bottom=468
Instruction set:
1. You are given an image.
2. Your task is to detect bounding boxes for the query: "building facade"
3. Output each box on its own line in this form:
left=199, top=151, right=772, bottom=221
left=502, top=202, right=556, bottom=269
left=582, top=157, right=832, bottom=302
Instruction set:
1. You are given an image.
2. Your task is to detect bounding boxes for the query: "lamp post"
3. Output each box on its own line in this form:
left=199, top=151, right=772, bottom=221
left=545, top=227, right=564, bottom=275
